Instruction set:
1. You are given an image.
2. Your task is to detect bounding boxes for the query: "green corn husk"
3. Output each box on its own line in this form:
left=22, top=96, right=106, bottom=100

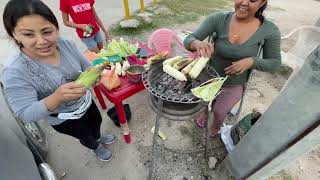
left=75, top=62, right=107, bottom=88
left=100, top=38, right=139, bottom=58
left=191, top=77, right=228, bottom=102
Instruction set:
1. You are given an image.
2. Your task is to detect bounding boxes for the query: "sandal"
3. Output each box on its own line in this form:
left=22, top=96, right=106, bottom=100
left=196, top=112, right=207, bottom=128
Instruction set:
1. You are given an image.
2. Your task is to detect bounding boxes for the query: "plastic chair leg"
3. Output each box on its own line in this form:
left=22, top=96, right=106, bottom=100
left=115, top=102, right=131, bottom=143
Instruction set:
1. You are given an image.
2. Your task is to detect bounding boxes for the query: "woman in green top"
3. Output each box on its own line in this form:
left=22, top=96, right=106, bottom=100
left=184, top=0, right=281, bottom=137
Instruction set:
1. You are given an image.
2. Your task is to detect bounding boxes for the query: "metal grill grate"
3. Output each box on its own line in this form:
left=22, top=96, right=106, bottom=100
left=142, top=62, right=219, bottom=104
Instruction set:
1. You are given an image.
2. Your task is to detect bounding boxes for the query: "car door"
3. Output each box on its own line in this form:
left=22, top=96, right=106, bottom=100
left=0, top=103, right=43, bottom=180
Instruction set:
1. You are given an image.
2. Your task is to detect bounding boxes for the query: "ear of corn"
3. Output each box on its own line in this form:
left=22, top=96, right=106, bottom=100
left=147, top=51, right=169, bottom=65
left=188, top=57, right=210, bottom=79
left=163, top=56, right=183, bottom=66
left=163, top=64, right=187, bottom=81
left=121, top=61, right=130, bottom=76
left=181, top=60, right=197, bottom=75
left=115, top=62, right=122, bottom=75
left=173, top=58, right=193, bottom=70
left=75, top=63, right=107, bottom=88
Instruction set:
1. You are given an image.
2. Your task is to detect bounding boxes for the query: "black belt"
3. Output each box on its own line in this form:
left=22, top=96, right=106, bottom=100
left=50, top=114, right=58, bottom=117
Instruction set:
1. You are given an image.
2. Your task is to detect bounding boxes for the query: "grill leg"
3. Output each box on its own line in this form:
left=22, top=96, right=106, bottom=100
left=148, top=99, right=164, bottom=180
left=205, top=106, right=214, bottom=178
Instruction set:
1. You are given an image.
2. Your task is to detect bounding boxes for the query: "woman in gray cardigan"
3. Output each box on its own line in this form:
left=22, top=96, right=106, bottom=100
left=1, top=0, right=115, bottom=161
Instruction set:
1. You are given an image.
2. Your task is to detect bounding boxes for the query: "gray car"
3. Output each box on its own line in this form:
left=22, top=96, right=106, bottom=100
left=0, top=66, right=57, bottom=180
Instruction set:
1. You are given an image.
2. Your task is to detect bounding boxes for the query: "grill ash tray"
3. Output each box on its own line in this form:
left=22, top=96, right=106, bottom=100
left=142, top=62, right=219, bottom=104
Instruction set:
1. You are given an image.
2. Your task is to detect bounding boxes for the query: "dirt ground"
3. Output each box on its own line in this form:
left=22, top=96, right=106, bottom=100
left=46, top=0, right=320, bottom=180
left=0, top=0, right=319, bottom=180
left=167, top=0, right=320, bottom=179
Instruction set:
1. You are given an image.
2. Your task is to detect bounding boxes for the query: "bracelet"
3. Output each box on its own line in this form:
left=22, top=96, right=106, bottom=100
left=71, top=22, right=74, bottom=28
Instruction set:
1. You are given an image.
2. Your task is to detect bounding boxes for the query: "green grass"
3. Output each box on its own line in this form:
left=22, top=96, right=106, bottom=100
left=110, top=15, right=157, bottom=39
left=110, top=0, right=229, bottom=37
left=269, top=170, right=293, bottom=180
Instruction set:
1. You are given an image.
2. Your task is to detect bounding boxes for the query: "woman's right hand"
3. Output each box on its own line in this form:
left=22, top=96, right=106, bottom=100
left=53, top=82, right=86, bottom=102
left=190, top=40, right=214, bottom=58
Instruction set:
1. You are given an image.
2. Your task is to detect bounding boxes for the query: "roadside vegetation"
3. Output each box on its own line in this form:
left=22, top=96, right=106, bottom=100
left=110, top=0, right=230, bottom=37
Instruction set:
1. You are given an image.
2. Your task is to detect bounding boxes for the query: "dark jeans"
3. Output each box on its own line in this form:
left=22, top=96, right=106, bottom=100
left=52, top=102, right=102, bottom=150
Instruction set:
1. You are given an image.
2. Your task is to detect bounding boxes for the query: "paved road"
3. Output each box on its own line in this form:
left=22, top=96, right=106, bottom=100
left=0, top=1, right=153, bottom=180
left=0, top=0, right=152, bottom=65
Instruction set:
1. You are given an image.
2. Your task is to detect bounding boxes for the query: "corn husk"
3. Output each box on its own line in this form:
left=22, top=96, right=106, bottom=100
left=191, top=77, right=227, bottom=102
left=75, top=62, right=107, bottom=88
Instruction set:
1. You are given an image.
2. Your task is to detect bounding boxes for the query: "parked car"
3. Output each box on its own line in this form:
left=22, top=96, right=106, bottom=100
left=0, top=66, right=57, bottom=180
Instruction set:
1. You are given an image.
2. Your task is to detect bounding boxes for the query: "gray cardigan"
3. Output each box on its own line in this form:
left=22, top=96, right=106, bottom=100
left=1, top=37, right=91, bottom=125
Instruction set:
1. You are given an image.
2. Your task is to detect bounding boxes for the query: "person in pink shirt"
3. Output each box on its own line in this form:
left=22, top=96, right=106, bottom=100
left=60, top=0, right=111, bottom=53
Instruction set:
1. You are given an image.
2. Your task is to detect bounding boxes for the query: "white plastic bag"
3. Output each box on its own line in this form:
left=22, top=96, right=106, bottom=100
left=220, top=124, right=235, bottom=153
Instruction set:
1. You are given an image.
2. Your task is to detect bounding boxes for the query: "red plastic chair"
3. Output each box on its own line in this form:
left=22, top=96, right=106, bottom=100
left=147, top=28, right=198, bottom=58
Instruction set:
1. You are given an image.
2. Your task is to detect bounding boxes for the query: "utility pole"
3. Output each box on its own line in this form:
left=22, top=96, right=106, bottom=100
left=140, top=0, right=145, bottom=13
left=123, top=0, right=131, bottom=19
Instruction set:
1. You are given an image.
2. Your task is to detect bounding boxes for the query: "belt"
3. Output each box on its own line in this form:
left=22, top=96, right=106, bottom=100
left=50, top=114, right=58, bottom=117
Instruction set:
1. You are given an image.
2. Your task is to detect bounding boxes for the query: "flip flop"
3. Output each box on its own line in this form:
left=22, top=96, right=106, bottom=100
left=196, top=116, right=206, bottom=128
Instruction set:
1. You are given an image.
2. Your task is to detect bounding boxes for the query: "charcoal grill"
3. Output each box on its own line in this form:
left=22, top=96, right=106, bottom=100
left=142, top=62, right=219, bottom=179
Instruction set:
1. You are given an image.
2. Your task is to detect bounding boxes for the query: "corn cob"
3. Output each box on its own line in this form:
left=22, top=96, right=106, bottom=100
left=181, top=60, right=198, bottom=75
left=147, top=51, right=169, bottom=65
left=188, top=57, right=210, bottom=79
left=163, top=64, right=187, bottom=81
left=75, top=62, right=107, bottom=88
left=163, top=56, right=183, bottom=66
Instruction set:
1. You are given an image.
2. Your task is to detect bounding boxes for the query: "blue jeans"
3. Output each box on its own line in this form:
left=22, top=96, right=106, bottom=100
left=80, top=30, right=103, bottom=50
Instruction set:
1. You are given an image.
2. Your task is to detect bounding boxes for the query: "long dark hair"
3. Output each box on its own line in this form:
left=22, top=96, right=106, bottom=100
left=255, top=1, right=268, bottom=23
left=3, top=0, right=59, bottom=45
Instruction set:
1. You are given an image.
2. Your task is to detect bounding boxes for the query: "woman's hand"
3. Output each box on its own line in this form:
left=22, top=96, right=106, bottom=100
left=95, top=75, right=102, bottom=85
left=224, top=57, right=254, bottom=76
left=53, top=82, right=86, bottom=102
left=45, top=82, right=86, bottom=112
left=190, top=40, right=214, bottom=58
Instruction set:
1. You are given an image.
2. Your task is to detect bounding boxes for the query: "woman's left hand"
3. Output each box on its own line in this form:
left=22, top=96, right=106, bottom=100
left=224, top=57, right=254, bottom=76
left=95, top=75, right=102, bottom=85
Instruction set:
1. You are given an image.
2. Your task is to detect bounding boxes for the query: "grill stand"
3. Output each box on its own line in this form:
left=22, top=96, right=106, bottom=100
left=205, top=106, right=214, bottom=179
left=148, top=99, right=163, bottom=180
left=144, top=63, right=220, bottom=179
left=148, top=101, right=215, bottom=180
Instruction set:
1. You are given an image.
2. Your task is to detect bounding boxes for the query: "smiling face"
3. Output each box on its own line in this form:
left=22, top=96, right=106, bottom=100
left=234, top=0, right=267, bottom=20
left=13, top=15, right=59, bottom=59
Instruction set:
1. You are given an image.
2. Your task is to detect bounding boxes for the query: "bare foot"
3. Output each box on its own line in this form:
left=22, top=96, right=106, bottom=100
left=208, top=128, right=220, bottom=138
